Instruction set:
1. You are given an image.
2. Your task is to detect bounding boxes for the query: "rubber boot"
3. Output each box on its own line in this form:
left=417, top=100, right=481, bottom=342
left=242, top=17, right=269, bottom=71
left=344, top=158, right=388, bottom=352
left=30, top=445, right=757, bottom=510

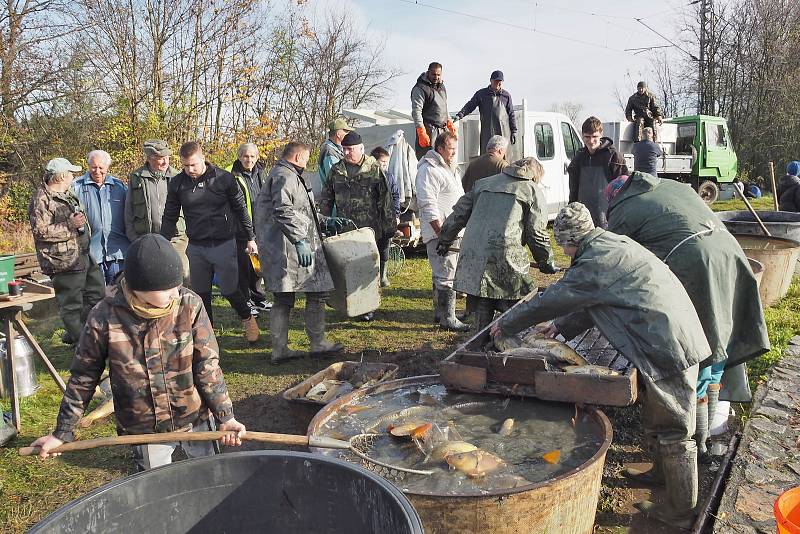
left=431, top=284, right=440, bottom=324
left=707, top=383, right=722, bottom=455
left=473, top=298, right=495, bottom=333
left=438, top=288, right=470, bottom=332
left=380, top=260, right=390, bottom=288
left=305, top=296, right=344, bottom=354
left=623, top=436, right=664, bottom=485
left=695, top=395, right=709, bottom=456
left=634, top=443, right=698, bottom=529
left=242, top=316, right=260, bottom=343
left=270, top=304, right=303, bottom=364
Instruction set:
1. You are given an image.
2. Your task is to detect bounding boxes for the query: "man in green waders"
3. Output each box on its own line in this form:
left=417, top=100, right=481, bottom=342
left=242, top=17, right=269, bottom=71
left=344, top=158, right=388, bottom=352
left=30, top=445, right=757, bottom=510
left=605, top=173, right=770, bottom=460
left=491, top=203, right=711, bottom=527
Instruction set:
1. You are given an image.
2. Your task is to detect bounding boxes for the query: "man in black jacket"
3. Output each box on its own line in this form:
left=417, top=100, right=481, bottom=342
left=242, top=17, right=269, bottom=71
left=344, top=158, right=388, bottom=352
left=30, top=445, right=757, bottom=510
left=778, top=160, right=800, bottom=212
left=230, top=142, right=271, bottom=314
left=567, top=117, right=628, bottom=228
left=161, top=141, right=260, bottom=342
left=454, top=70, right=517, bottom=154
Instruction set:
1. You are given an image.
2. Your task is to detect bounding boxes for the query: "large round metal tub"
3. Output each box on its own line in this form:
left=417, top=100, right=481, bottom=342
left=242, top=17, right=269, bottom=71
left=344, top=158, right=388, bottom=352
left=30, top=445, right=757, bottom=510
left=748, top=257, right=764, bottom=288
left=30, top=451, right=424, bottom=534
left=716, top=210, right=800, bottom=242
left=309, top=375, right=613, bottom=534
left=733, top=234, right=800, bottom=306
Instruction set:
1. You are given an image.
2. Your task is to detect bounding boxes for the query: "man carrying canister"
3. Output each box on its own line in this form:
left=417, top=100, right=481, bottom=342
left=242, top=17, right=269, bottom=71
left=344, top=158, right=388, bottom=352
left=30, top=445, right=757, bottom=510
left=29, top=158, right=105, bottom=345
left=30, top=234, right=246, bottom=470
left=255, top=142, right=346, bottom=363
left=453, top=70, right=517, bottom=154
left=318, top=131, right=396, bottom=321
left=606, top=172, right=770, bottom=460
left=159, top=141, right=260, bottom=343
left=490, top=202, right=710, bottom=528
left=438, top=157, right=557, bottom=332
left=125, top=140, right=190, bottom=282
left=411, top=62, right=456, bottom=160
left=71, top=150, right=130, bottom=284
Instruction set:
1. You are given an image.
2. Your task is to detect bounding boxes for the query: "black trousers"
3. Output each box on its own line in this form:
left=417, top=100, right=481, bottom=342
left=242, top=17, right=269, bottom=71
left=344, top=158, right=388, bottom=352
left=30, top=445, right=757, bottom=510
left=236, top=240, right=266, bottom=304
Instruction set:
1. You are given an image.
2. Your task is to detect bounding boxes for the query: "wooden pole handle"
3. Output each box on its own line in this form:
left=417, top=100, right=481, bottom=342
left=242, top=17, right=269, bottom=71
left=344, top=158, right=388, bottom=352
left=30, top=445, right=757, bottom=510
left=769, top=162, right=779, bottom=211
left=734, top=184, right=771, bottom=236
left=19, top=431, right=313, bottom=456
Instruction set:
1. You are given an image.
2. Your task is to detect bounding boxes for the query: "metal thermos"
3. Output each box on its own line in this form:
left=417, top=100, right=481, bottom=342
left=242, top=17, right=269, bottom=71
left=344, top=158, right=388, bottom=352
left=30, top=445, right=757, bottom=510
left=0, top=334, right=40, bottom=398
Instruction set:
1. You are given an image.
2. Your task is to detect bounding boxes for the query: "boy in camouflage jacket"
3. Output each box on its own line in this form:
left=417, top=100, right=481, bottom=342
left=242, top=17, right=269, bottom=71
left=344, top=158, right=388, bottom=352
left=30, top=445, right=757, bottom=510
left=31, top=234, right=246, bottom=470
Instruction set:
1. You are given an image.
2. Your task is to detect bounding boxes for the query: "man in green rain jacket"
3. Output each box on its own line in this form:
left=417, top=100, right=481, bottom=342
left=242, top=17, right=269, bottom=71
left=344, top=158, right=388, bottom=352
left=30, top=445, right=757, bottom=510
left=606, top=172, right=770, bottom=456
left=438, top=157, right=557, bottom=331
left=491, top=202, right=711, bottom=527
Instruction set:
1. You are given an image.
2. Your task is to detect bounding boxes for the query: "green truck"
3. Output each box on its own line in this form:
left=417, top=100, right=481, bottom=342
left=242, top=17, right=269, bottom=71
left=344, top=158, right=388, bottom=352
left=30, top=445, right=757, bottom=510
left=604, top=115, right=738, bottom=203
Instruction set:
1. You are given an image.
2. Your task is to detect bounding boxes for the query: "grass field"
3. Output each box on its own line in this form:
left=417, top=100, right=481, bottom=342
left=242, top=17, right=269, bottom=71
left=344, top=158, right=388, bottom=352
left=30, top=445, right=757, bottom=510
left=1, top=194, right=797, bottom=532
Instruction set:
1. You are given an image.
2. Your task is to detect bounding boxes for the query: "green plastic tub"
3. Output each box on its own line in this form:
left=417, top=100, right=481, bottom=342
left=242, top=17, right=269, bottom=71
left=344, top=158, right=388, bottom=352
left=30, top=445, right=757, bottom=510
left=0, top=255, right=14, bottom=294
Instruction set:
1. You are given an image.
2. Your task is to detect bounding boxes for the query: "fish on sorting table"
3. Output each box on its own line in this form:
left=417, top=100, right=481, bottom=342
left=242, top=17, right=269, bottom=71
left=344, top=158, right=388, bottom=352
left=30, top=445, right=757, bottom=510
left=428, top=441, right=478, bottom=462
left=502, top=345, right=588, bottom=368
left=563, top=365, right=619, bottom=376
left=78, top=398, right=115, bottom=428
left=497, top=418, right=515, bottom=436
left=445, top=449, right=506, bottom=478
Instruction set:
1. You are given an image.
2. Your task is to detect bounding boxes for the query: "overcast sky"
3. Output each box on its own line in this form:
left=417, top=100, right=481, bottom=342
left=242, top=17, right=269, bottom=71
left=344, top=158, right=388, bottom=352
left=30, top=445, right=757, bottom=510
left=325, top=0, right=693, bottom=123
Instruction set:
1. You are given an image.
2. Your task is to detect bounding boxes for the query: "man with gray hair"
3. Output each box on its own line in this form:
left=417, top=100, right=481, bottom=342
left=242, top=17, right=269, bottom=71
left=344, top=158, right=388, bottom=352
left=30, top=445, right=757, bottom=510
left=30, top=158, right=105, bottom=344
left=490, top=201, right=710, bottom=528
left=71, top=150, right=130, bottom=284
left=460, top=135, right=509, bottom=193
left=438, top=157, right=557, bottom=331
left=632, top=127, right=662, bottom=176
left=125, top=140, right=189, bottom=281
left=230, top=142, right=271, bottom=313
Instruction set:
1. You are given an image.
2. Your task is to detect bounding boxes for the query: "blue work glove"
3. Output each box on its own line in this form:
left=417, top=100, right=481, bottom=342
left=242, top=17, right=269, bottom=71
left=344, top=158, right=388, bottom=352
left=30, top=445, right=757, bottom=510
left=295, top=240, right=314, bottom=267
left=326, top=217, right=353, bottom=233
left=510, top=133, right=517, bottom=145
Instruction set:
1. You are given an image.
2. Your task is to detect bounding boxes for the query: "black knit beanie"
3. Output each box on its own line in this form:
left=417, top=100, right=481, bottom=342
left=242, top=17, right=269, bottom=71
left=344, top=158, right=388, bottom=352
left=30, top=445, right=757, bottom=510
left=124, top=234, right=184, bottom=291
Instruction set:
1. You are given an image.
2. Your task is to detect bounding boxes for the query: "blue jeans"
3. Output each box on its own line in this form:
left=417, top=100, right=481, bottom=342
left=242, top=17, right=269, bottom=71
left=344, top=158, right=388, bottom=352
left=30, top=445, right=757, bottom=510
left=696, top=362, right=725, bottom=398
left=101, top=259, right=124, bottom=285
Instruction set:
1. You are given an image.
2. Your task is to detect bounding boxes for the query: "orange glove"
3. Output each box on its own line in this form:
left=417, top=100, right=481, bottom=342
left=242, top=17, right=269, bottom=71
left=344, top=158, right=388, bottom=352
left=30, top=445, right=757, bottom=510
left=446, top=120, right=456, bottom=134
left=416, top=127, right=431, bottom=148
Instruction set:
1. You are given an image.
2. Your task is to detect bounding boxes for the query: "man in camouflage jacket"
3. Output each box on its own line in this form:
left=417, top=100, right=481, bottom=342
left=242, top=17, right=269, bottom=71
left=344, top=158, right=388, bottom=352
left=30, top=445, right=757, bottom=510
left=625, top=81, right=664, bottom=141
left=31, top=234, right=246, bottom=470
left=29, top=158, right=105, bottom=344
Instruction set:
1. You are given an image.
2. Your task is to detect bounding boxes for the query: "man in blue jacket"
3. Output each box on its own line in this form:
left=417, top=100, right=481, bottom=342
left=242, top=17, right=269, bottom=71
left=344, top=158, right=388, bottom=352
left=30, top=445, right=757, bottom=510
left=453, top=70, right=517, bottom=154
left=71, top=150, right=130, bottom=284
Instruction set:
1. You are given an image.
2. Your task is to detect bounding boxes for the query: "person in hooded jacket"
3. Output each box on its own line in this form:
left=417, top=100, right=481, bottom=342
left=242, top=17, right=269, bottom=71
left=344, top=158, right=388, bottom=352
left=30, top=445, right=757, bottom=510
left=778, top=161, right=800, bottom=212
left=606, top=172, right=770, bottom=462
left=411, top=62, right=456, bottom=160
left=453, top=70, right=517, bottom=153
left=567, top=116, right=628, bottom=227
left=438, top=157, right=556, bottom=331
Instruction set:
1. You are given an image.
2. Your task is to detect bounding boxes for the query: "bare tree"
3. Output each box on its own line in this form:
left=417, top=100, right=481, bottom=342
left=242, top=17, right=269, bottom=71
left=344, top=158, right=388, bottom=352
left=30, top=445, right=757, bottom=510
left=548, top=101, right=584, bottom=124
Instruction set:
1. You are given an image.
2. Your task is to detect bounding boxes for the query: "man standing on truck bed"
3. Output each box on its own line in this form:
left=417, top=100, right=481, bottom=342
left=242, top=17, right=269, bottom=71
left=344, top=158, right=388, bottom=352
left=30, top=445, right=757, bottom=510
left=626, top=81, right=663, bottom=141
left=453, top=70, right=517, bottom=154
left=411, top=62, right=456, bottom=160
left=491, top=202, right=709, bottom=528
left=567, top=116, right=628, bottom=228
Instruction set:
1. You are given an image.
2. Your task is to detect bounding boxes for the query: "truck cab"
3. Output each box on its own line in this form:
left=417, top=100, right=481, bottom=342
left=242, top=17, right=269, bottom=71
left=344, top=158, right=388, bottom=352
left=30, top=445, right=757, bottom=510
left=604, top=115, right=738, bottom=203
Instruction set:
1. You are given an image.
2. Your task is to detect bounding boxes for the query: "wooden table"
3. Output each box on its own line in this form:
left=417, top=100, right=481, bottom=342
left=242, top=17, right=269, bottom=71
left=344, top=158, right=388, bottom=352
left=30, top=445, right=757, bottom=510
left=1, top=279, right=66, bottom=431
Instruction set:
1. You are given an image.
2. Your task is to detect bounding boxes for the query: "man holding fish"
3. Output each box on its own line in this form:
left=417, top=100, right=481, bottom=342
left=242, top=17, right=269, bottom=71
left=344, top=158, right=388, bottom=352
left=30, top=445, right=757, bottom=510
left=490, top=202, right=711, bottom=528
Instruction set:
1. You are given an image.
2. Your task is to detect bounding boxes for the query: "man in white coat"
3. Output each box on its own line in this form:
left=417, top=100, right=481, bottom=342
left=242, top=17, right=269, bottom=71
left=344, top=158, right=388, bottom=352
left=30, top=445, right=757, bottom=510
left=415, top=131, right=469, bottom=331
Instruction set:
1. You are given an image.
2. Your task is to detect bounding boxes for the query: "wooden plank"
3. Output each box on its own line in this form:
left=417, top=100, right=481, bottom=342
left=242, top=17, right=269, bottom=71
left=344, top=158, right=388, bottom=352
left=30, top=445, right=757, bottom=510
left=439, top=361, right=487, bottom=392
left=535, top=369, right=638, bottom=407
left=449, top=351, right=545, bottom=385
left=14, top=318, right=66, bottom=393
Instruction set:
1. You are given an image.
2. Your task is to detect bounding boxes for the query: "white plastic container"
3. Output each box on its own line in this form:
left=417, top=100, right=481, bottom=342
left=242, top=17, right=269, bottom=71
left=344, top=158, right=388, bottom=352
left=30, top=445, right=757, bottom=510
left=323, top=227, right=381, bottom=317
left=710, top=400, right=731, bottom=436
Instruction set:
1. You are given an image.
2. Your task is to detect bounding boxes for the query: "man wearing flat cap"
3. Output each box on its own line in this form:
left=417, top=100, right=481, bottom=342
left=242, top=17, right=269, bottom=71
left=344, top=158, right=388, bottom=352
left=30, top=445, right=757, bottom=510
left=124, top=140, right=189, bottom=281
left=318, top=131, right=396, bottom=320
left=453, top=70, right=518, bottom=154
left=318, top=118, right=354, bottom=189
left=29, top=158, right=105, bottom=344
left=490, top=202, right=710, bottom=528
left=438, top=157, right=557, bottom=331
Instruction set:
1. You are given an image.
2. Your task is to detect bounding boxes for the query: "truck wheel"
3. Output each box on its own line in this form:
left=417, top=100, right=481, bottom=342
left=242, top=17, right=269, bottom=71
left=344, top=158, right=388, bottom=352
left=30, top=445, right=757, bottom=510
left=698, top=180, right=720, bottom=204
